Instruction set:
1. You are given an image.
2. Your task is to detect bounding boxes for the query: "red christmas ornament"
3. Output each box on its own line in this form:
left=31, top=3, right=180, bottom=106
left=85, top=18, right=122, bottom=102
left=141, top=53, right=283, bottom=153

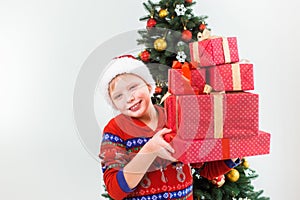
left=199, top=23, right=206, bottom=31
left=211, top=175, right=225, bottom=187
left=155, top=86, right=162, bottom=94
left=140, top=50, right=150, bottom=62
left=185, top=0, right=193, bottom=3
left=147, top=18, right=157, bottom=29
left=181, top=30, right=192, bottom=42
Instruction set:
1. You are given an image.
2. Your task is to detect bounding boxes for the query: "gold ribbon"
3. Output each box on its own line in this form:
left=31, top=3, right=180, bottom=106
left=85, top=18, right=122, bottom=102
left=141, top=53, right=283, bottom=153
left=191, top=42, right=200, bottom=63
left=160, top=91, right=171, bottom=105
left=197, top=29, right=217, bottom=41
left=213, top=93, right=224, bottom=138
left=203, top=84, right=213, bottom=94
left=231, top=60, right=251, bottom=90
left=231, top=63, right=242, bottom=90
left=222, top=37, right=231, bottom=63
left=203, top=73, right=225, bottom=138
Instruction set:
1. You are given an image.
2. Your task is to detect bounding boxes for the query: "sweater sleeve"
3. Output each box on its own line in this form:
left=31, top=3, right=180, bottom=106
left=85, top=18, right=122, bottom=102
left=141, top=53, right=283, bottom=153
left=191, top=159, right=241, bottom=180
left=99, top=129, right=134, bottom=200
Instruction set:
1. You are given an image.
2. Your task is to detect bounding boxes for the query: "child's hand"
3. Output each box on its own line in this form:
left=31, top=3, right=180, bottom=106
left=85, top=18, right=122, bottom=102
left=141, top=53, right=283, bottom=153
left=143, top=128, right=177, bottom=162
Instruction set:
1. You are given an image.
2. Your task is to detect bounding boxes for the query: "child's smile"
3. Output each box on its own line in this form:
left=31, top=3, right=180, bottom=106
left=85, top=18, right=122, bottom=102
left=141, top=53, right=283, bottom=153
left=109, top=73, right=153, bottom=120
left=128, top=100, right=142, bottom=112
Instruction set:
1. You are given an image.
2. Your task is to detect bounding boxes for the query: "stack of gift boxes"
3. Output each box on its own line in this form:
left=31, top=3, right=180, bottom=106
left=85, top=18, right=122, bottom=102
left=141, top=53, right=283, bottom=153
left=165, top=33, right=271, bottom=164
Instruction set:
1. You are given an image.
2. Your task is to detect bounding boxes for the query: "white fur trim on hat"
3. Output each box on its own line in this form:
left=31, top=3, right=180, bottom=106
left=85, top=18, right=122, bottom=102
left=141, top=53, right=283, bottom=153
left=99, top=56, right=155, bottom=108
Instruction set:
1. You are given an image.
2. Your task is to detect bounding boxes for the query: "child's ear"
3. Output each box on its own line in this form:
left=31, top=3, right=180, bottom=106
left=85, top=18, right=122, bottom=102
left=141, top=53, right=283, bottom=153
left=147, top=84, right=152, bottom=92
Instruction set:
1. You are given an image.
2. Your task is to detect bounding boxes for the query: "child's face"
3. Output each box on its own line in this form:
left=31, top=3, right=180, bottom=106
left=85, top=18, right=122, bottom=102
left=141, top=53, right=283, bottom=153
left=109, top=73, right=152, bottom=118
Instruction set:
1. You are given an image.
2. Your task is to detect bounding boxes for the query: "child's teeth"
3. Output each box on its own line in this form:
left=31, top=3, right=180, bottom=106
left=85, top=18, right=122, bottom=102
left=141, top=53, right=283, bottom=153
left=130, top=102, right=140, bottom=111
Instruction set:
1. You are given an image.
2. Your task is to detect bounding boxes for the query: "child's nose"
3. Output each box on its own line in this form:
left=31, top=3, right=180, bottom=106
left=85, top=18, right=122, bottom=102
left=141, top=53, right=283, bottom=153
left=126, top=92, right=135, bottom=102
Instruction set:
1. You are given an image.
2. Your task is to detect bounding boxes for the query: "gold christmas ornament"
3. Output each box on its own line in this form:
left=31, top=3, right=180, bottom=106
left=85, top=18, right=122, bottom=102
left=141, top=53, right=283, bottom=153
left=159, top=9, right=168, bottom=18
left=154, top=38, right=167, bottom=51
left=226, top=169, right=240, bottom=182
left=242, top=159, right=250, bottom=168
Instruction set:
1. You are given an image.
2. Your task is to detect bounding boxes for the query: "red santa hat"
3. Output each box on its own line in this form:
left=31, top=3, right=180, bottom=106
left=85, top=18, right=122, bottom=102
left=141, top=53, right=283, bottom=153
left=99, top=55, right=155, bottom=108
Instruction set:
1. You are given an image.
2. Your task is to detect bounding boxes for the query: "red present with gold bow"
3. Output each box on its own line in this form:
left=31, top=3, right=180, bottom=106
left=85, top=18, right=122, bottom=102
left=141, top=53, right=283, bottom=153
left=207, top=61, right=254, bottom=92
left=165, top=92, right=259, bottom=140
left=168, top=61, right=206, bottom=95
left=171, top=130, right=270, bottom=164
left=189, top=30, right=239, bottom=67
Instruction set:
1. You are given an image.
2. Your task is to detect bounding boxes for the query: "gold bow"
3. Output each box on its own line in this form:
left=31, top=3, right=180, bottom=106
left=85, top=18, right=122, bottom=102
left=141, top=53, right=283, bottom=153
left=197, top=29, right=218, bottom=41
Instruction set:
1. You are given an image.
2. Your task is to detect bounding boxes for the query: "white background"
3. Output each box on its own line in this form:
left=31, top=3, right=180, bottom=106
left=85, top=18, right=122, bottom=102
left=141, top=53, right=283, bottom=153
left=1, top=0, right=300, bottom=199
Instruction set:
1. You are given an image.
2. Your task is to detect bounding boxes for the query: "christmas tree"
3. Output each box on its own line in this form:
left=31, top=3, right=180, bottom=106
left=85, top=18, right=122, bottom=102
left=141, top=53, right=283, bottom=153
left=135, top=0, right=269, bottom=199
left=192, top=158, right=269, bottom=200
left=137, top=0, right=208, bottom=104
left=101, top=0, right=270, bottom=199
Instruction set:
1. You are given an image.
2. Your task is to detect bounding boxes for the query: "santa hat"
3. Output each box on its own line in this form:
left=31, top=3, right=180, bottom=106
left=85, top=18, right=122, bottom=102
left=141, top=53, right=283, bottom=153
left=99, top=55, right=155, bottom=108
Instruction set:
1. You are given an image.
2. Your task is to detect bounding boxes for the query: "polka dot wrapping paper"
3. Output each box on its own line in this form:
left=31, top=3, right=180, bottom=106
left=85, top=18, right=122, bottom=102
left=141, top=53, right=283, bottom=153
left=164, top=92, right=259, bottom=140
left=189, top=37, right=239, bottom=67
left=168, top=62, right=254, bottom=94
left=168, top=68, right=206, bottom=95
left=171, top=131, right=271, bottom=164
left=169, top=35, right=271, bottom=164
left=208, top=62, right=254, bottom=92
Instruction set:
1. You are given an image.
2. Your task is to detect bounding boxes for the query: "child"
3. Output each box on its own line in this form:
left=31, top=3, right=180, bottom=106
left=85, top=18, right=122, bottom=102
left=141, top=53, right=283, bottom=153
left=99, top=55, right=240, bottom=200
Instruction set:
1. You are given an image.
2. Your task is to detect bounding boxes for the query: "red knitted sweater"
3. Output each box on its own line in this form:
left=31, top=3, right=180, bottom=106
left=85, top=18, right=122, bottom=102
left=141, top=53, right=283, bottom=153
left=99, top=105, right=238, bottom=200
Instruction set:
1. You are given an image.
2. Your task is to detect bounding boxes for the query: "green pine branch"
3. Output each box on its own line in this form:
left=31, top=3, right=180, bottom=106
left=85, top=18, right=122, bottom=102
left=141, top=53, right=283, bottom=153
left=192, top=164, right=269, bottom=200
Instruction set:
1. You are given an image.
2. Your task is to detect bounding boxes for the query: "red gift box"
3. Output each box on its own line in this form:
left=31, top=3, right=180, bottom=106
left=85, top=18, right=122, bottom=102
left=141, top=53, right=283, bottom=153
left=171, top=131, right=270, bottom=164
left=165, top=92, right=259, bottom=139
left=207, top=62, right=254, bottom=92
left=189, top=37, right=239, bottom=67
left=168, top=68, right=207, bottom=95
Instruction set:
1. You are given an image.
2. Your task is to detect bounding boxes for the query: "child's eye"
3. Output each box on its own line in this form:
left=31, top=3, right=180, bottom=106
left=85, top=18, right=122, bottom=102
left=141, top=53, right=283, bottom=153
left=113, top=94, right=123, bottom=100
left=129, top=84, right=138, bottom=90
